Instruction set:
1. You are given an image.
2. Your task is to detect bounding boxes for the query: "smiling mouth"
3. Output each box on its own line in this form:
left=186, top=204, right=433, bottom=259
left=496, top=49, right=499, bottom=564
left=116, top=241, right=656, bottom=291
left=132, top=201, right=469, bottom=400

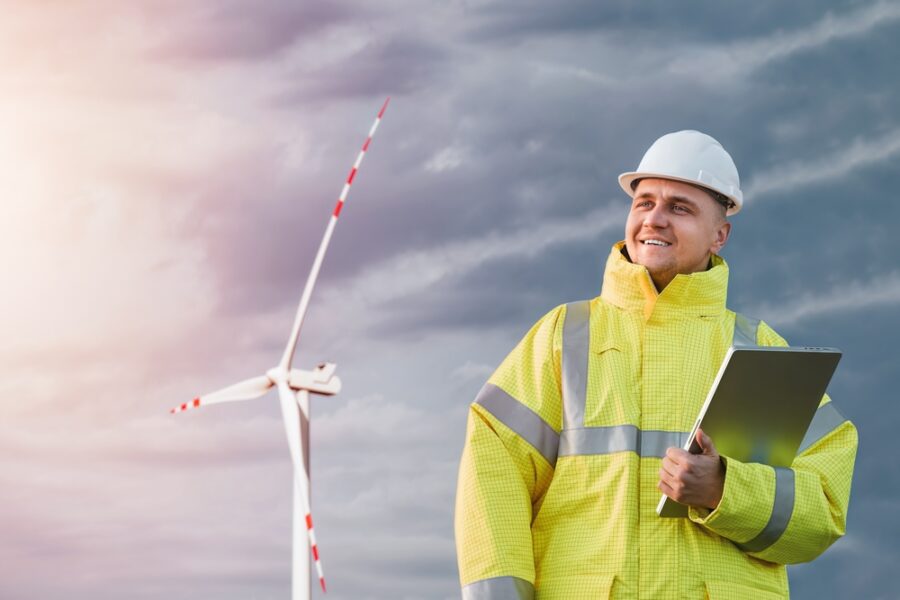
left=641, top=240, right=671, bottom=247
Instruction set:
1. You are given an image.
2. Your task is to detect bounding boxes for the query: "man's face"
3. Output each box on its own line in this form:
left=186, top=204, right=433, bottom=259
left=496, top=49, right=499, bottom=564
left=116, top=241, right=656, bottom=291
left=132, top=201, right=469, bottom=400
left=624, top=178, right=731, bottom=291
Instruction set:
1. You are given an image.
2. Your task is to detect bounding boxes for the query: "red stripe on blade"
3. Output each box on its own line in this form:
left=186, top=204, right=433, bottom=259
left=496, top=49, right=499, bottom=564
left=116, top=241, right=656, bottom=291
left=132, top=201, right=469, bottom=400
left=362, top=137, right=371, bottom=151
left=378, top=97, right=390, bottom=118
left=305, top=514, right=313, bottom=529
left=192, top=398, right=200, bottom=407
left=312, top=545, right=319, bottom=560
left=333, top=201, right=343, bottom=218
left=320, top=578, right=327, bottom=593
left=347, top=167, right=357, bottom=185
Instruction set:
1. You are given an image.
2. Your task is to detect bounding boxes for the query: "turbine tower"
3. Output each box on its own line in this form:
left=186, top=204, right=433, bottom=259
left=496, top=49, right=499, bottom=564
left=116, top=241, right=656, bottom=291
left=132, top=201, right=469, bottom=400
left=171, top=98, right=390, bottom=598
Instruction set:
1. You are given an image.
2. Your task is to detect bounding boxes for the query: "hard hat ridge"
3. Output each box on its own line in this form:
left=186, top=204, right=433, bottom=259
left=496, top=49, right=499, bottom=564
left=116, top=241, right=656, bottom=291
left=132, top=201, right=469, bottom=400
left=618, top=130, right=744, bottom=216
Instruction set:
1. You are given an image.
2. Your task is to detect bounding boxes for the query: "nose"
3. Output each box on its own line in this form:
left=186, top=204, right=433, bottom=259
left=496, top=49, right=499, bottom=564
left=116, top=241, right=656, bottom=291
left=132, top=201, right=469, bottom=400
left=643, top=203, right=668, bottom=228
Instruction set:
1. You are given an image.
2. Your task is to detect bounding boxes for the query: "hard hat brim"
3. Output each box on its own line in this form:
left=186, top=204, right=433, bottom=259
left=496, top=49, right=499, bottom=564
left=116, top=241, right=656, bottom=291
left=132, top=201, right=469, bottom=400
left=618, top=171, right=742, bottom=216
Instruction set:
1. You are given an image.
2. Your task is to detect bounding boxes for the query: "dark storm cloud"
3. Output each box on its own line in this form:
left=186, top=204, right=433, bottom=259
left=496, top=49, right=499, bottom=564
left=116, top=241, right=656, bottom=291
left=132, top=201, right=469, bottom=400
left=191, top=0, right=900, bottom=348
left=189, top=81, right=618, bottom=328
left=271, top=34, right=449, bottom=104
left=466, top=0, right=860, bottom=41
left=367, top=229, right=622, bottom=339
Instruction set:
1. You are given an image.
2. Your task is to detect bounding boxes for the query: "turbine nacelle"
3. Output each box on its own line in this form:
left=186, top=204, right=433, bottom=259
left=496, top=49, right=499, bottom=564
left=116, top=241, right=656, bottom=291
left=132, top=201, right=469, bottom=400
left=266, top=363, right=342, bottom=396
left=313, top=362, right=337, bottom=383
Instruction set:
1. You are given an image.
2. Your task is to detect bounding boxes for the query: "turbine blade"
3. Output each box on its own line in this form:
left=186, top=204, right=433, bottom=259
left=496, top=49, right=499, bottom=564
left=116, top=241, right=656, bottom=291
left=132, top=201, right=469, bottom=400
left=278, top=98, right=391, bottom=371
left=276, top=381, right=327, bottom=592
left=303, top=502, right=328, bottom=593
left=169, top=375, right=273, bottom=414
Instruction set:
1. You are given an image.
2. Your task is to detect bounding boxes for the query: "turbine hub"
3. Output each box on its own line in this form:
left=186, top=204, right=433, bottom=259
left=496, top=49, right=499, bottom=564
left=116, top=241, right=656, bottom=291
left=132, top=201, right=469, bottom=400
left=266, top=366, right=289, bottom=384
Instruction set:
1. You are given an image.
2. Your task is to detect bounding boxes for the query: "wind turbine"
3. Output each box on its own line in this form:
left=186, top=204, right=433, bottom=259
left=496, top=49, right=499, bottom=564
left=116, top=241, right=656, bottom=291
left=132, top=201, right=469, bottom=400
left=171, top=98, right=390, bottom=598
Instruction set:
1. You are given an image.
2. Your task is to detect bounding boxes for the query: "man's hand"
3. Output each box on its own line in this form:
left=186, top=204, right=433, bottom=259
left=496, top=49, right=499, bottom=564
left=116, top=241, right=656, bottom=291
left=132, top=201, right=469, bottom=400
left=658, top=428, right=725, bottom=510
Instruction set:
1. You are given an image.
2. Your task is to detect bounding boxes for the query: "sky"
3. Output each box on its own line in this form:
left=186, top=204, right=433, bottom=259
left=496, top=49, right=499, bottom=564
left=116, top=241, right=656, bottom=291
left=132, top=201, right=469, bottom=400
left=1, top=1, right=898, bottom=598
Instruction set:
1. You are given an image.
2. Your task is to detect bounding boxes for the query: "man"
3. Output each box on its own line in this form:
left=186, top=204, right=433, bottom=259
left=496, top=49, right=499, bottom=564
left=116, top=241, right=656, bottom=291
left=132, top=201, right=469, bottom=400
left=454, top=131, right=858, bottom=599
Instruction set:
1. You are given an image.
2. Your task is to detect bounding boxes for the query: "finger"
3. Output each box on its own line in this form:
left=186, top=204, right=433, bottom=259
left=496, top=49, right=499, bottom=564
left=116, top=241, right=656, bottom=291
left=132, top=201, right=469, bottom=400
left=659, top=465, right=682, bottom=490
left=658, top=479, right=673, bottom=496
left=658, top=473, right=675, bottom=492
left=660, top=457, right=678, bottom=478
left=659, top=466, right=674, bottom=484
left=658, top=476, right=680, bottom=501
left=695, top=428, right=706, bottom=451
left=665, top=447, right=690, bottom=462
left=697, top=428, right=717, bottom=456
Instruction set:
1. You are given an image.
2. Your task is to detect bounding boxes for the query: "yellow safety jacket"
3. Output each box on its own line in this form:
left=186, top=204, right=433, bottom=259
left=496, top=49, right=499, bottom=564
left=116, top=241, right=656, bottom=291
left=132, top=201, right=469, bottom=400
left=455, top=242, right=858, bottom=599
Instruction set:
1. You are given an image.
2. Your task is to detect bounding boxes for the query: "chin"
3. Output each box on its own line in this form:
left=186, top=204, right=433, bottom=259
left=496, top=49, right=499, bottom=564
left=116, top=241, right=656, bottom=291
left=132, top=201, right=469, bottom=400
left=640, top=258, right=673, bottom=274
left=644, top=263, right=675, bottom=281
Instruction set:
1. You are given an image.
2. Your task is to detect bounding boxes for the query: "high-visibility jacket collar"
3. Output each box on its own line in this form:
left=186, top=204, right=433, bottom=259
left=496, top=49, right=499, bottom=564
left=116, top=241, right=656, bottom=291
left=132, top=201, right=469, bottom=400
left=600, top=241, right=729, bottom=321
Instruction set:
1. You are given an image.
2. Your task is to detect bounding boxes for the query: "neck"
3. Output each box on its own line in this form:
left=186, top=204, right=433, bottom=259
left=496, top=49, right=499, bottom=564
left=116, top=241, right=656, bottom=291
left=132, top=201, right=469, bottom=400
left=603, top=242, right=728, bottom=321
left=621, top=246, right=713, bottom=292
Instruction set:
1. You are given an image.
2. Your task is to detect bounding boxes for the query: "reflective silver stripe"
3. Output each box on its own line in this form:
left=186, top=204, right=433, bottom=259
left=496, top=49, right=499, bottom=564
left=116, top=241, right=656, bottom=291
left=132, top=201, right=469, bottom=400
left=475, top=383, right=559, bottom=467
left=462, top=576, right=534, bottom=600
left=732, top=312, right=760, bottom=347
left=798, top=402, right=847, bottom=454
left=561, top=300, right=591, bottom=430
left=558, top=426, right=689, bottom=458
left=560, top=425, right=638, bottom=456
left=641, top=430, right=691, bottom=458
left=736, top=466, right=795, bottom=553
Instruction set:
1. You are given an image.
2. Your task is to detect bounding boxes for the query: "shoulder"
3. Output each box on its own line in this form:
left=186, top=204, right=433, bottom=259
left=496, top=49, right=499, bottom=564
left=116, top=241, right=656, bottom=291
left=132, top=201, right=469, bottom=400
left=506, top=299, right=600, bottom=365
left=756, top=319, right=789, bottom=347
left=527, top=298, right=597, bottom=336
left=726, top=308, right=790, bottom=347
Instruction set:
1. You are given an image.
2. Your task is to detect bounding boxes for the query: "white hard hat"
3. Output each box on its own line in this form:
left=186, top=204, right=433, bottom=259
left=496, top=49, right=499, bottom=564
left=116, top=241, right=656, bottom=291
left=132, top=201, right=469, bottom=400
left=618, top=130, right=743, bottom=216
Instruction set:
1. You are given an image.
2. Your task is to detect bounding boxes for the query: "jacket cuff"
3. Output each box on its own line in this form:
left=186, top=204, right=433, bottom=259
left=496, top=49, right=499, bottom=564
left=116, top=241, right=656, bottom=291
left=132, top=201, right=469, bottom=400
left=688, top=455, right=775, bottom=543
left=462, top=576, right=535, bottom=600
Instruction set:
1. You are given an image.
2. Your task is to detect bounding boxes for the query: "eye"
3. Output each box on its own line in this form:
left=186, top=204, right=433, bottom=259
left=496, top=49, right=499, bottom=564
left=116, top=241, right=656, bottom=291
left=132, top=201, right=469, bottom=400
left=672, top=204, right=690, bottom=214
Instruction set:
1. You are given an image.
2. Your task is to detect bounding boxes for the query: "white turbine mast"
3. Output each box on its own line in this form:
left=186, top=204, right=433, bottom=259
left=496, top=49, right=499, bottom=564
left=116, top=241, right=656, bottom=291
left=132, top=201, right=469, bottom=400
left=171, top=98, right=390, bottom=598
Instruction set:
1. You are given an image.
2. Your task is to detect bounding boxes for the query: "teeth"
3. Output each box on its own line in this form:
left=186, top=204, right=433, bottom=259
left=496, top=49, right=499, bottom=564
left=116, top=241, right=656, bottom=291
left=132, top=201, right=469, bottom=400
left=642, top=240, right=670, bottom=246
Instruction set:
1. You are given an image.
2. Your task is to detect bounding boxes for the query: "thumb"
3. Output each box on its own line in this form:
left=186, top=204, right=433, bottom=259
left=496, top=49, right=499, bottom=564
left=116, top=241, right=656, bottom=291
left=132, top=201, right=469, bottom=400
left=696, top=428, right=718, bottom=457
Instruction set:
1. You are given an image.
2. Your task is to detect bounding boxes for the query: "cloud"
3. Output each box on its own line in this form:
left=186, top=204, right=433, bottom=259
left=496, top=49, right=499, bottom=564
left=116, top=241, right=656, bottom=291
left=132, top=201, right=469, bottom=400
left=790, top=497, right=900, bottom=598
left=0, top=183, right=216, bottom=380
left=425, top=146, right=468, bottom=173
left=273, top=34, right=447, bottom=104
left=748, top=272, right=900, bottom=327
left=325, top=202, right=623, bottom=309
left=301, top=202, right=625, bottom=341
left=145, top=0, right=356, bottom=63
left=450, top=361, right=495, bottom=384
left=315, top=394, right=453, bottom=453
left=467, top=1, right=819, bottom=40
left=467, top=1, right=900, bottom=93
left=667, top=1, right=900, bottom=80
left=0, top=412, right=296, bottom=600
left=744, top=128, right=900, bottom=199
left=304, top=393, right=463, bottom=598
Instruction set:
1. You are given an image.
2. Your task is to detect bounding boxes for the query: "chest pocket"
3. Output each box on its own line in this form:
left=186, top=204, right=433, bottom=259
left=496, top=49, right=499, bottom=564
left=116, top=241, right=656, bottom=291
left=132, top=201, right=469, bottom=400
left=585, top=338, right=640, bottom=427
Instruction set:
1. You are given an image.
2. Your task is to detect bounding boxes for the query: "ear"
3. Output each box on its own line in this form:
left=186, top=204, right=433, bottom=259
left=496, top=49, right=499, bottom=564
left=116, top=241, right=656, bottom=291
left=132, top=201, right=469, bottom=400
left=710, top=221, right=731, bottom=254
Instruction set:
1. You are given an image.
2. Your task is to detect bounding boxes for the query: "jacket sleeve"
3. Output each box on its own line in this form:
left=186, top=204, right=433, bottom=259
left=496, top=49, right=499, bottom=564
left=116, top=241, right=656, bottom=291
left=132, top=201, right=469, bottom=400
left=454, top=304, right=566, bottom=598
left=688, top=320, right=859, bottom=564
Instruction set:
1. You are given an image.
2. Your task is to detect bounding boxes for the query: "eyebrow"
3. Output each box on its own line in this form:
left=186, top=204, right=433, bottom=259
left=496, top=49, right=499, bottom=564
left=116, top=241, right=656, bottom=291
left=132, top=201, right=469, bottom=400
left=634, top=192, right=700, bottom=208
